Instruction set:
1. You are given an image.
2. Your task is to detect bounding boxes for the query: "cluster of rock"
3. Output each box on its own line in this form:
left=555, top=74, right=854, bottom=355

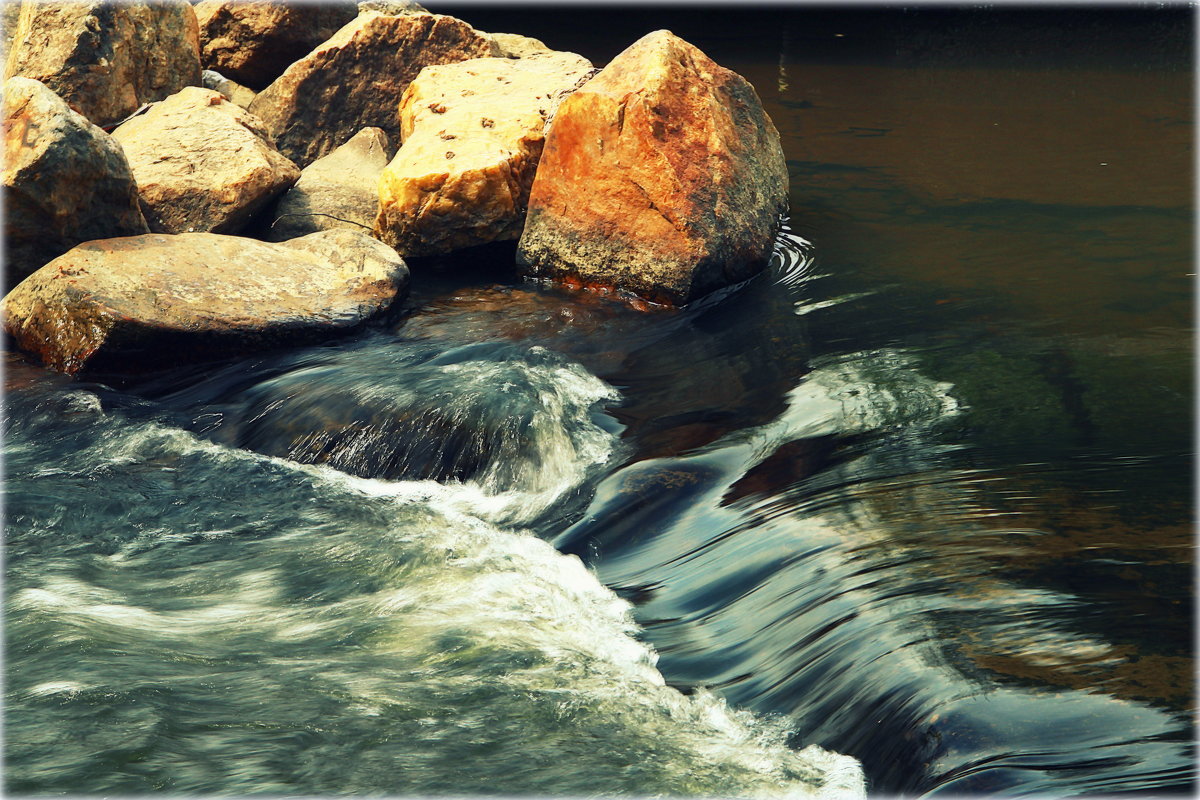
left=3, top=0, right=788, bottom=375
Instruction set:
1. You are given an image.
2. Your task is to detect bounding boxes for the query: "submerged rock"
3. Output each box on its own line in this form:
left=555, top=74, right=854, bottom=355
left=112, top=86, right=300, bottom=234
left=2, top=230, right=408, bottom=375
left=3, top=77, right=149, bottom=287
left=264, top=126, right=391, bottom=241
left=516, top=30, right=789, bottom=306
left=249, top=12, right=496, bottom=167
left=374, top=52, right=593, bottom=257
left=3, top=0, right=201, bottom=128
left=194, top=0, right=359, bottom=90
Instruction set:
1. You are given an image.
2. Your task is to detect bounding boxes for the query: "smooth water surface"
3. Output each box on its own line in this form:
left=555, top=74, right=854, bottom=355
left=4, top=6, right=1193, bottom=797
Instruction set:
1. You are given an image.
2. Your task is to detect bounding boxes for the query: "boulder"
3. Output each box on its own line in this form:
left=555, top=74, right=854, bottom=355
left=2, top=230, right=409, bottom=375
left=249, top=12, right=496, bottom=167
left=3, top=1, right=201, bottom=128
left=112, top=86, right=300, bottom=234
left=3, top=77, right=149, bottom=287
left=487, top=32, right=553, bottom=59
left=515, top=30, right=789, bottom=306
left=374, top=52, right=593, bottom=257
left=201, top=69, right=257, bottom=109
left=193, top=0, right=359, bottom=90
left=264, top=126, right=390, bottom=241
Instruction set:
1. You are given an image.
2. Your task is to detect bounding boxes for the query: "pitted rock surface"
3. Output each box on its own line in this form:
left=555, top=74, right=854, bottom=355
left=375, top=52, right=593, bottom=257
left=249, top=12, right=496, bottom=168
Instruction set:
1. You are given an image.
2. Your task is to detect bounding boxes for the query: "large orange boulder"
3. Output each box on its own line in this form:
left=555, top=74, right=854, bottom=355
left=515, top=30, right=789, bottom=306
left=248, top=12, right=496, bottom=167
left=3, top=1, right=201, bottom=128
left=2, top=230, right=409, bottom=375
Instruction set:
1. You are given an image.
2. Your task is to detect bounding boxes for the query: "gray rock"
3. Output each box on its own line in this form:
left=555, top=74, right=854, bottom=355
left=201, top=69, right=257, bottom=109
left=3, top=77, right=149, bottom=287
left=264, top=126, right=391, bottom=241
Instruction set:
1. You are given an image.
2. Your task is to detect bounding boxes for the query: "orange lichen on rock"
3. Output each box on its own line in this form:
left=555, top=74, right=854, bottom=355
left=516, top=30, right=789, bottom=306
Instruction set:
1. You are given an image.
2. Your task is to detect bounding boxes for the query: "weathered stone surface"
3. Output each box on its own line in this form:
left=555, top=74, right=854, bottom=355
left=374, top=52, right=593, bottom=257
left=3, top=1, right=201, bottom=128
left=516, top=30, right=789, bottom=306
left=112, top=86, right=300, bottom=234
left=356, top=0, right=427, bottom=15
left=2, top=230, right=409, bottom=375
left=3, top=77, right=149, bottom=287
left=202, top=69, right=257, bottom=109
left=264, top=126, right=390, bottom=241
left=249, top=12, right=496, bottom=167
left=194, top=0, right=359, bottom=90
left=487, top=32, right=552, bottom=59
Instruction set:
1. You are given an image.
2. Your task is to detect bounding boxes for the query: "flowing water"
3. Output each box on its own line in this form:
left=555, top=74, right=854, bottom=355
left=4, top=6, right=1194, bottom=797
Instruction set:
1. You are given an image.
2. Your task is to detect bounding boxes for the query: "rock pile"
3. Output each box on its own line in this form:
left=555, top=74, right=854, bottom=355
left=4, top=1, right=790, bottom=375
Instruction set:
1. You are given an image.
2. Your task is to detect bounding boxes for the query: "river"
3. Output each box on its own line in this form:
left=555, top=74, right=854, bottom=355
left=4, top=5, right=1193, bottom=797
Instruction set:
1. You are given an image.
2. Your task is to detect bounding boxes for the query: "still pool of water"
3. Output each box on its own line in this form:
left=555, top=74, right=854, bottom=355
left=4, top=5, right=1193, bottom=797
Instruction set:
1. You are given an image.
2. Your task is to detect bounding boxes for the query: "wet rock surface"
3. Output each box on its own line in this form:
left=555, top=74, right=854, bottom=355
left=2, top=230, right=408, bottom=375
left=194, top=0, right=359, bottom=90
left=3, top=77, right=149, bottom=288
left=248, top=12, right=496, bottom=168
left=112, top=87, right=300, bottom=234
left=3, top=0, right=201, bottom=128
left=263, top=126, right=390, bottom=241
left=516, top=30, right=789, bottom=306
left=375, top=52, right=593, bottom=258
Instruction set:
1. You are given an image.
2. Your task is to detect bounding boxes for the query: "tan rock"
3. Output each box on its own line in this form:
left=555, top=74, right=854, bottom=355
left=3, top=230, right=409, bottom=375
left=202, top=69, right=257, bottom=109
left=112, top=86, right=300, bottom=234
left=194, top=0, right=359, bottom=90
left=374, top=52, right=593, bottom=257
left=487, top=32, right=553, bottom=59
left=3, top=77, right=149, bottom=287
left=249, top=12, right=496, bottom=167
left=516, top=30, right=789, bottom=306
left=3, top=1, right=201, bottom=128
left=264, top=126, right=391, bottom=241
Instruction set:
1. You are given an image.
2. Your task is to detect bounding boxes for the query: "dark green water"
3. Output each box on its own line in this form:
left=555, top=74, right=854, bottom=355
left=4, top=5, right=1193, bottom=797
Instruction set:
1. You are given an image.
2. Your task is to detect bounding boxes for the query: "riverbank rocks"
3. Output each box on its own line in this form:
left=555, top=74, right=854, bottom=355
left=194, top=0, right=359, bottom=90
left=3, top=1, right=201, bottom=128
left=112, top=87, right=300, bottom=234
left=516, top=30, right=789, bottom=306
left=3, top=78, right=149, bottom=287
left=2, top=230, right=409, bottom=375
left=249, top=12, right=496, bottom=167
left=374, top=52, right=593, bottom=257
left=264, top=127, right=390, bottom=241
